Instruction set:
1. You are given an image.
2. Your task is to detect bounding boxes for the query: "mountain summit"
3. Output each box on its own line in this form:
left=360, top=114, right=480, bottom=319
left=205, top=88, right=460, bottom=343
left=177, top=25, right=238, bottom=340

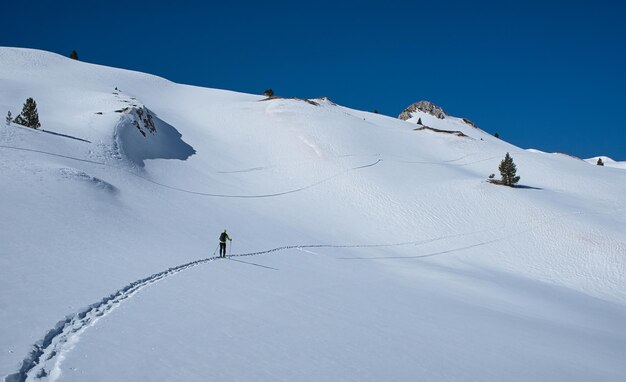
left=398, top=100, right=447, bottom=120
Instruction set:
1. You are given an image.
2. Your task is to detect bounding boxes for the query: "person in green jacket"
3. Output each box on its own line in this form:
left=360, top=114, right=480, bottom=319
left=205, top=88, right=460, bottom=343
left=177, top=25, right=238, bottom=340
left=219, top=229, right=232, bottom=258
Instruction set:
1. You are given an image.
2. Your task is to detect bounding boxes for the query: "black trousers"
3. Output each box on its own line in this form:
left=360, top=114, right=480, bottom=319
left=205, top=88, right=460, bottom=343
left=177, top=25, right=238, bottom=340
left=219, top=242, right=227, bottom=257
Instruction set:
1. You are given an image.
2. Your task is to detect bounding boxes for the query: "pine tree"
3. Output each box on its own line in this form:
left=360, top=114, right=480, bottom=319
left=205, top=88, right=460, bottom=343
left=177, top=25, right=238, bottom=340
left=70, top=50, right=78, bottom=60
left=417, top=117, right=423, bottom=125
left=373, top=109, right=379, bottom=114
left=494, top=132, right=500, bottom=138
left=263, top=88, right=274, bottom=97
left=597, top=158, right=604, bottom=166
left=5, top=111, right=11, bottom=125
left=15, top=98, right=41, bottom=129
left=498, top=152, right=520, bottom=186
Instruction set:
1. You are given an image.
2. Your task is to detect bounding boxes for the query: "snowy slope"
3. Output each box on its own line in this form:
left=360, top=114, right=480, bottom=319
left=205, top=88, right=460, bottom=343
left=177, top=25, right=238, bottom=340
left=1, top=48, right=625, bottom=381
left=585, top=155, right=626, bottom=169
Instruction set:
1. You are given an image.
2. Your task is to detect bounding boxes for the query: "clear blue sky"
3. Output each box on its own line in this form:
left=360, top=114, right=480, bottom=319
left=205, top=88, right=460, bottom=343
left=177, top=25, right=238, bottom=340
left=2, top=0, right=625, bottom=159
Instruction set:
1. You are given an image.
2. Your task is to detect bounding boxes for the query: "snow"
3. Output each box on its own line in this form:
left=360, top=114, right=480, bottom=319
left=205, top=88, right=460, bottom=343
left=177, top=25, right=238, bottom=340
left=585, top=156, right=626, bottom=169
left=1, top=47, right=625, bottom=381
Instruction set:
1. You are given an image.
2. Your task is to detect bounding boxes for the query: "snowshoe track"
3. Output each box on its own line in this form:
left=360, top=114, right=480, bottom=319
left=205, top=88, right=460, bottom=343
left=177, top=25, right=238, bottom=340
left=4, top=256, right=220, bottom=382
left=3, top=208, right=602, bottom=381
left=6, top=236, right=462, bottom=382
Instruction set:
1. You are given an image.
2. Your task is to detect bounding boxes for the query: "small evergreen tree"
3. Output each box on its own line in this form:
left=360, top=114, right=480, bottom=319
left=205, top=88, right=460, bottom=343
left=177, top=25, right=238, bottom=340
left=373, top=109, right=379, bottom=114
left=417, top=117, right=423, bottom=125
left=597, top=158, right=604, bottom=166
left=15, top=98, right=41, bottom=129
left=263, top=88, right=274, bottom=97
left=498, top=152, right=520, bottom=186
left=494, top=132, right=499, bottom=138
left=5, top=111, right=12, bottom=125
left=70, top=50, right=78, bottom=60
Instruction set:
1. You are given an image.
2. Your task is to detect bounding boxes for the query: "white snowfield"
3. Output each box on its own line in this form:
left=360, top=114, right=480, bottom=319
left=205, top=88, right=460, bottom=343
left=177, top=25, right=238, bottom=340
left=584, top=155, right=626, bottom=169
left=1, top=47, right=625, bottom=381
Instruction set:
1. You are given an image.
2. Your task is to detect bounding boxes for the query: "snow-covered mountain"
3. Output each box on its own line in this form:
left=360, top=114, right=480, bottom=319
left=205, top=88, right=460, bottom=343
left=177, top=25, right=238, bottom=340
left=1, top=47, right=625, bottom=382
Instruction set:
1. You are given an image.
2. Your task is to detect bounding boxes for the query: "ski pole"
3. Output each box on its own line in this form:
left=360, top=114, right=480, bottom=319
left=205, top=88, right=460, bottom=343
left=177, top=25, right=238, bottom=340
left=212, top=244, right=219, bottom=256
left=229, top=240, right=233, bottom=257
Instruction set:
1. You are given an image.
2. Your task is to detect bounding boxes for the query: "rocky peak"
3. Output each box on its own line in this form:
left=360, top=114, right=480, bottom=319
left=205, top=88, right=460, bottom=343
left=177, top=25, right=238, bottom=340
left=398, top=100, right=446, bottom=120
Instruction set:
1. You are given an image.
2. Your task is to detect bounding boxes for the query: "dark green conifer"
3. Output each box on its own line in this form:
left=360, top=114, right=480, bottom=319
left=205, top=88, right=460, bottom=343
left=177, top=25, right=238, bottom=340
left=498, top=152, right=520, bottom=186
left=14, top=98, right=41, bottom=129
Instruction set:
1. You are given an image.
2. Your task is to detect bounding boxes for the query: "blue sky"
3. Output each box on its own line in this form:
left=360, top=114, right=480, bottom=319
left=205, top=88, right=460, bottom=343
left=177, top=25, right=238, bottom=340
left=2, top=0, right=625, bottom=159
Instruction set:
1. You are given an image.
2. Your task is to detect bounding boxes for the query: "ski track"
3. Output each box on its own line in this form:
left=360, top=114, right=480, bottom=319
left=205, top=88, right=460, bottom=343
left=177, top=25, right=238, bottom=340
left=0, top=145, right=502, bottom=199
left=0, top=145, right=381, bottom=198
left=136, top=159, right=383, bottom=198
left=0, top=145, right=107, bottom=166
left=5, top=208, right=603, bottom=382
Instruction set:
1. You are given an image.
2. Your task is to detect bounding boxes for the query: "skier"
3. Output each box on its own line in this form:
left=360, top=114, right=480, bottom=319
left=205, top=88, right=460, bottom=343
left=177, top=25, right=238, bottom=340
left=219, top=229, right=232, bottom=258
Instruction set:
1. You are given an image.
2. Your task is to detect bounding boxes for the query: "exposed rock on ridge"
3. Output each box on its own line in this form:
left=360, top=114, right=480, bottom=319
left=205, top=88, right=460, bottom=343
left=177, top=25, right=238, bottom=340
left=127, top=106, right=156, bottom=137
left=399, top=100, right=446, bottom=120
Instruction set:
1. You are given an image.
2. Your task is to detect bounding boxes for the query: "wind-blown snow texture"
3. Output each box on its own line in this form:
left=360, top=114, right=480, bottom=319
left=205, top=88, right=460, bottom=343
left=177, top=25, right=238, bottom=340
left=1, top=48, right=625, bottom=381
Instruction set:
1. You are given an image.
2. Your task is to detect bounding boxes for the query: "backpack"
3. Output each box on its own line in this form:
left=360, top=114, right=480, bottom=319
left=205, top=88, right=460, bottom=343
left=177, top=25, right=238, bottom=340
left=219, top=232, right=227, bottom=242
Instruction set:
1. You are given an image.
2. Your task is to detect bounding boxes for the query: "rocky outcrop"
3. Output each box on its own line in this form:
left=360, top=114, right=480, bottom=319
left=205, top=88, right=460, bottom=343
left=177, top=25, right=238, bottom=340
left=113, top=106, right=156, bottom=137
left=398, top=100, right=446, bottom=120
left=115, top=106, right=195, bottom=167
left=127, top=106, right=156, bottom=137
left=414, top=126, right=468, bottom=138
left=462, top=118, right=478, bottom=128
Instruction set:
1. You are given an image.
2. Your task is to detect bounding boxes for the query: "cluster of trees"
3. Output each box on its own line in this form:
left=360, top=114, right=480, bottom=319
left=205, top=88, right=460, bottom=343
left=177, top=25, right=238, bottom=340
left=5, top=98, right=41, bottom=129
